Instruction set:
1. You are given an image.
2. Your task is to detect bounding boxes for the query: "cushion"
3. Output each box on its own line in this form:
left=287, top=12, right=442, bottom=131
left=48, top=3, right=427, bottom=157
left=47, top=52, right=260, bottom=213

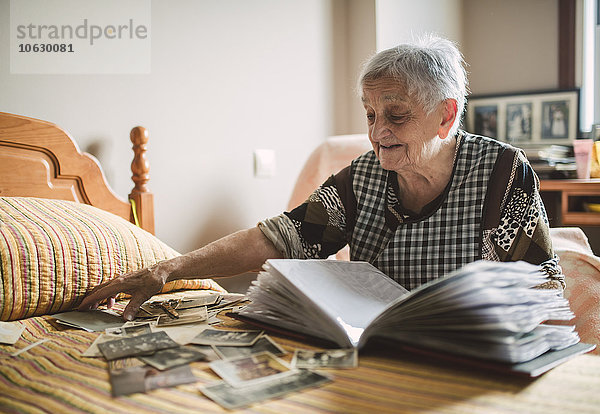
left=0, top=197, right=224, bottom=321
left=550, top=227, right=600, bottom=354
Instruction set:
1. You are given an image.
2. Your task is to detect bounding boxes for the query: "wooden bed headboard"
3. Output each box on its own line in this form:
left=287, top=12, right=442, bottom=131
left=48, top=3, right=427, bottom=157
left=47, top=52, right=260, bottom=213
left=0, top=112, right=155, bottom=234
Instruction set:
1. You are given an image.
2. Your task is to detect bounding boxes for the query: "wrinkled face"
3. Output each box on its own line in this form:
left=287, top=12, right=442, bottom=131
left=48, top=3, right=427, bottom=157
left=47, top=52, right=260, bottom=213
left=361, top=77, right=444, bottom=173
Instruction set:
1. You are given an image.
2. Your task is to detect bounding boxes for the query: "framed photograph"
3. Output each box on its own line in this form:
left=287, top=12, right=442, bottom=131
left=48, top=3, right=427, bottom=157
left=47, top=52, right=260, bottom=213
left=464, top=89, right=579, bottom=145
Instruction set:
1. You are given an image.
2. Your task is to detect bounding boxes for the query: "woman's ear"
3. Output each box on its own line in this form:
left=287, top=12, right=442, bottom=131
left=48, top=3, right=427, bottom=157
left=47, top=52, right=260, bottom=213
left=438, top=99, right=458, bottom=139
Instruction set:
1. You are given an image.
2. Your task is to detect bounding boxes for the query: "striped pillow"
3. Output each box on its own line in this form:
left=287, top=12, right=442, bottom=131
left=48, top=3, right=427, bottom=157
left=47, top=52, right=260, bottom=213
left=0, top=197, right=224, bottom=321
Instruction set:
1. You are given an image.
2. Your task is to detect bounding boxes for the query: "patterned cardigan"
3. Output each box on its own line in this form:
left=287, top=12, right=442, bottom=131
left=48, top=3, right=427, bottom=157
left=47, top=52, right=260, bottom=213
left=259, top=131, right=564, bottom=291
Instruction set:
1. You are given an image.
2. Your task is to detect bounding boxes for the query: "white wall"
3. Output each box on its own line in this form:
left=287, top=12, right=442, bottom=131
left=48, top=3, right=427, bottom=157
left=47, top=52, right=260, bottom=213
left=462, top=0, right=559, bottom=95
left=0, top=0, right=334, bottom=253
left=375, top=0, right=560, bottom=97
left=375, top=0, right=463, bottom=50
left=331, top=0, right=376, bottom=135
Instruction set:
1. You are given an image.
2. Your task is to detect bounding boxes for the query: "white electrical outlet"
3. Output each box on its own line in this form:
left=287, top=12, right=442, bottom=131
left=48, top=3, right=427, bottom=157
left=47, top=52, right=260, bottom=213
left=254, top=149, right=276, bottom=178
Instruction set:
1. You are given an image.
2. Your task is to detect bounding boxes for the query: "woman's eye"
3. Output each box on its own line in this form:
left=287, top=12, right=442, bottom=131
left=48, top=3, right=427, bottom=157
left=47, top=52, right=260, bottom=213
left=389, top=115, right=405, bottom=123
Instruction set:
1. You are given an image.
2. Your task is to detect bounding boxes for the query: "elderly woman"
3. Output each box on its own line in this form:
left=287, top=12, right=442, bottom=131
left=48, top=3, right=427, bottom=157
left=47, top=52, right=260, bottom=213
left=80, top=36, right=563, bottom=320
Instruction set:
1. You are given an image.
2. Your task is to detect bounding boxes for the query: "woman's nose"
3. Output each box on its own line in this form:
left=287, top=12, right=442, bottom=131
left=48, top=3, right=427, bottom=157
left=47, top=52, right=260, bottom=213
left=370, top=117, right=391, bottom=141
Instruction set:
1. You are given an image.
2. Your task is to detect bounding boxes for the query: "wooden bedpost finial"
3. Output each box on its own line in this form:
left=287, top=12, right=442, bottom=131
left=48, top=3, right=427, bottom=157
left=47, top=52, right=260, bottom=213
left=130, top=126, right=150, bottom=194
left=128, top=126, right=154, bottom=234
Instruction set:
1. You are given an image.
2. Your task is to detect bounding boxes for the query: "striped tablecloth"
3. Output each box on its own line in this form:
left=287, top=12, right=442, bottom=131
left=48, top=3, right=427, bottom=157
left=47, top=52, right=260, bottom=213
left=2, top=314, right=600, bottom=414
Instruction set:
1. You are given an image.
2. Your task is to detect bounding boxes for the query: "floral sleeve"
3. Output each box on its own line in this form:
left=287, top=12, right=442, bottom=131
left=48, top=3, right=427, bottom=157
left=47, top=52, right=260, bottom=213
left=482, top=148, right=565, bottom=290
left=258, top=175, right=349, bottom=259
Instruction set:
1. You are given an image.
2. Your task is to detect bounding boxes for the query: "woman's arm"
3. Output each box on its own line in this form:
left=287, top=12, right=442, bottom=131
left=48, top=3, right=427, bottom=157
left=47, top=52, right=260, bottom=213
left=482, top=149, right=565, bottom=289
left=78, top=226, right=282, bottom=320
left=260, top=174, right=351, bottom=260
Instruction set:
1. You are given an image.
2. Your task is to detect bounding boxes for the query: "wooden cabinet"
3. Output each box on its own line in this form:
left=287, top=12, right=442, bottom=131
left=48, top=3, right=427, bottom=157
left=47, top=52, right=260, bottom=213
left=539, top=179, right=600, bottom=226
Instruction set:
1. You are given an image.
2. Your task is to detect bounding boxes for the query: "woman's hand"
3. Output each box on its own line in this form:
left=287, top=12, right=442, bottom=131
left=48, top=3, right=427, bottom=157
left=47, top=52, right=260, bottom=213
left=78, top=262, right=169, bottom=321
left=77, top=227, right=282, bottom=321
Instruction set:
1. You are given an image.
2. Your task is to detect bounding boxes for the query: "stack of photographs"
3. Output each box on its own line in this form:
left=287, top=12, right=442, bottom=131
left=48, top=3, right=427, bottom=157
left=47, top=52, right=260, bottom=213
left=68, top=291, right=347, bottom=405
left=191, top=328, right=338, bottom=409
left=96, top=330, right=206, bottom=396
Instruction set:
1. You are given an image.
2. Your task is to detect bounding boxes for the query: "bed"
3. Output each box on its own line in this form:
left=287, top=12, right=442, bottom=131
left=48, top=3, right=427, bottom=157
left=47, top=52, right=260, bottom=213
left=2, top=112, right=600, bottom=413
left=0, top=112, right=227, bottom=411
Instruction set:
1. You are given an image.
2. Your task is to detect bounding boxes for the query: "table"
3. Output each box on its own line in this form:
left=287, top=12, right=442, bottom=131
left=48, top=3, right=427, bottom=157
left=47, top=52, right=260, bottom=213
left=540, top=179, right=600, bottom=226
left=2, top=314, right=599, bottom=413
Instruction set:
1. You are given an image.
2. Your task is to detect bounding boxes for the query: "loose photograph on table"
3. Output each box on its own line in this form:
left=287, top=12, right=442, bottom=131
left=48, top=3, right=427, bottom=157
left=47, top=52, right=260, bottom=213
left=209, top=352, right=296, bottom=388
left=190, top=328, right=263, bottom=346
left=292, top=348, right=358, bottom=369
left=214, top=336, right=286, bottom=359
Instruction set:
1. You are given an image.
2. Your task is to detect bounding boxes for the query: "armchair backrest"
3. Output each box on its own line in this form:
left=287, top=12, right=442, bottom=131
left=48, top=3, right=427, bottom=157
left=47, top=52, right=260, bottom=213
left=288, top=134, right=371, bottom=210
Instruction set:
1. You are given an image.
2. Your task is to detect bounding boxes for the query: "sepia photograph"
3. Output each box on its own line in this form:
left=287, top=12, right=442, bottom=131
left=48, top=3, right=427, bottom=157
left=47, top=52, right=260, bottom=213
left=201, top=370, right=332, bottom=410
left=190, top=329, right=263, bottom=347
left=51, top=310, right=125, bottom=332
left=156, top=307, right=209, bottom=327
left=0, top=321, right=26, bottom=345
left=189, top=345, right=222, bottom=362
left=109, top=362, right=196, bottom=397
left=82, top=333, right=121, bottom=358
left=97, top=331, right=179, bottom=361
left=292, top=348, right=358, bottom=369
left=214, top=336, right=286, bottom=359
left=138, top=345, right=207, bottom=370
left=209, top=352, right=295, bottom=388
left=105, top=322, right=153, bottom=337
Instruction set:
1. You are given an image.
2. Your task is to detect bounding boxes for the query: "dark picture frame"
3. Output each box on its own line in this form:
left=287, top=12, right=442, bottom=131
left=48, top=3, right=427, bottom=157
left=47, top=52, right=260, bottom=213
left=464, top=89, right=579, bottom=145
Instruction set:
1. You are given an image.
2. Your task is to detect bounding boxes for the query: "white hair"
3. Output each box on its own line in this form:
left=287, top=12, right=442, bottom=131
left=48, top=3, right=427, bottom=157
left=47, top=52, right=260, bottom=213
left=357, top=35, right=469, bottom=137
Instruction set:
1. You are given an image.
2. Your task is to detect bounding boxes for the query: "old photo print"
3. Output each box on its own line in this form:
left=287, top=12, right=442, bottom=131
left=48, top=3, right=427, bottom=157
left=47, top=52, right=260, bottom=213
left=98, top=331, right=179, bottom=360
left=190, top=329, right=262, bottom=346
left=214, top=336, right=285, bottom=359
left=138, top=345, right=207, bottom=370
left=105, top=322, right=153, bottom=337
left=156, top=307, right=209, bottom=327
left=109, top=361, right=196, bottom=397
left=209, top=352, right=295, bottom=388
left=0, top=321, right=26, bottom=345
left=201, top=369, right=331, bottom=409
left=292, top=348, right=358, bottom=369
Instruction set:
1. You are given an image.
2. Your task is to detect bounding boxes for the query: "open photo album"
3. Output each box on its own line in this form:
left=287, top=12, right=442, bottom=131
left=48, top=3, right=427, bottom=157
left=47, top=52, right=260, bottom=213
left=236, top=259, right=594, bottom=376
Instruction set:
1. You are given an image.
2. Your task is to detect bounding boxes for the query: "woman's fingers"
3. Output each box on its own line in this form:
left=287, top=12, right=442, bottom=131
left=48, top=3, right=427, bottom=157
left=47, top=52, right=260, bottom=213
left=122, top=294, right=151, bottom=321
left=78, top=280, right=127, bottom=311
left=78, top=266, right=167, bottom=320
left=78, top=270, right=142, bottom=310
